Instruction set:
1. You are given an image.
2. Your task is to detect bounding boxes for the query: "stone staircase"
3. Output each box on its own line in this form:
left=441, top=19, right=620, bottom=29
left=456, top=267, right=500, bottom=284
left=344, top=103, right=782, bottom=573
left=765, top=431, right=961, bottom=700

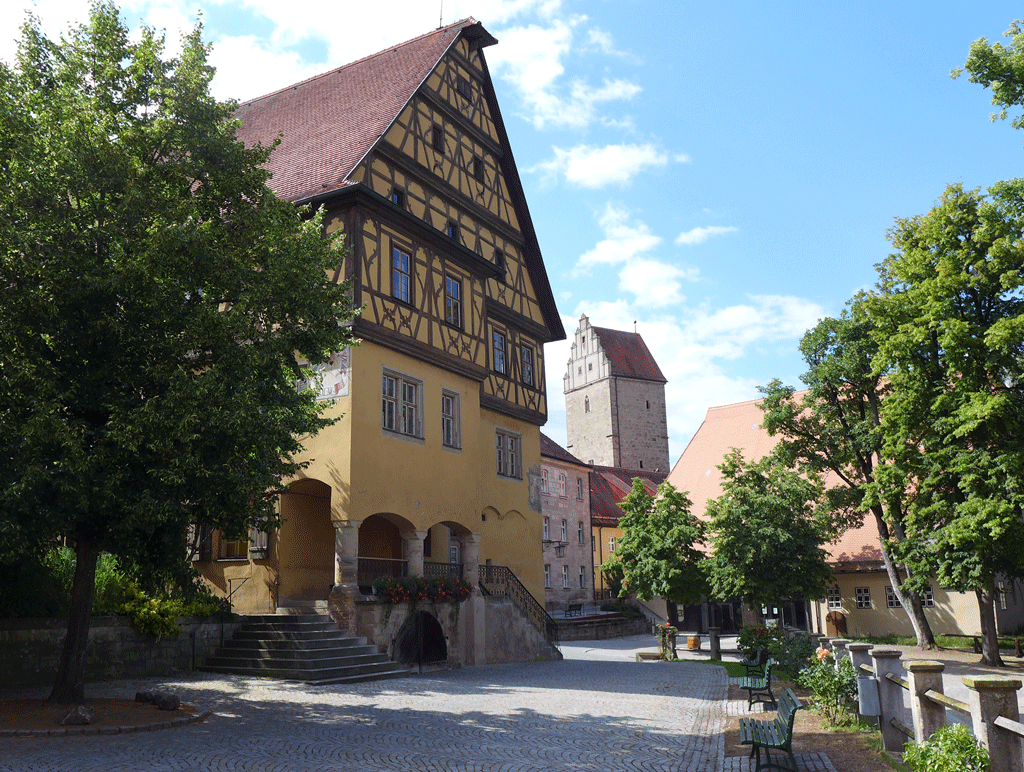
left=200, top=613, right=409, bottom=686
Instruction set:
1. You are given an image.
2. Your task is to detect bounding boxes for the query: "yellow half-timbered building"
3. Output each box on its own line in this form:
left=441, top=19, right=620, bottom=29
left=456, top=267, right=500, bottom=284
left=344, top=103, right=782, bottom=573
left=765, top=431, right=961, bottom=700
left=198, top=19, right=565, bottom=666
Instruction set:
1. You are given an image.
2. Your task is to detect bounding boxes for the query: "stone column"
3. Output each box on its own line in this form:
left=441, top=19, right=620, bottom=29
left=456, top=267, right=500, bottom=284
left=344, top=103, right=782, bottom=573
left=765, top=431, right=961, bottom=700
left=401, top=530, right=427, bottom=577
left=870, top=648, right=905, bottom=753
left=328, top=519, right=361, bottom=631
left=708, top=627, right=721, bottom=661
left=963, top=676, right=1024, bottom=772
left=458, top=534, right=484, bottom=666
left=905, top=660, right=946, bottom=744
left=830, top=638, right=851, bottom=667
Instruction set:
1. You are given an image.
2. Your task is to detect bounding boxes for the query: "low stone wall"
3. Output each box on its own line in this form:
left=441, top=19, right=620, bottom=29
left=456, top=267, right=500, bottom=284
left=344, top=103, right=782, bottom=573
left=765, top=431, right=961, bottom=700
left=555, top=614, right=650, bottom=641
left=484, top=596, right=561, bottom=663
left=0, top=615, right=241, bottom=687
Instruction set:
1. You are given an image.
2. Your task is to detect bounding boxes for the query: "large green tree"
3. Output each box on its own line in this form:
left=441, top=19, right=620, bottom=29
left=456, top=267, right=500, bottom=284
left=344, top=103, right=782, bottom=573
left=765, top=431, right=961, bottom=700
left=861, top=181, right=1024, bottom=666
left=0, top=4, right=357, bottom=702
left=612, top=479, right=708, bottom=624
left=704, top=449, right=834, bottom=622
left=759, top=308, right=937, bottom=648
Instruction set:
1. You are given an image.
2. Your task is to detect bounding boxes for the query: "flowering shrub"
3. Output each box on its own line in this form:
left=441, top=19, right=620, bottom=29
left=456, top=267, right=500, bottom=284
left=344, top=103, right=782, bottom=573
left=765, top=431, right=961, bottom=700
left=737, top=624, right=787, bottom=659
left=372, top=576, right=474, bottom=604
left=658, top=624, right=678, bottom=660
left=798, top=650, right=857, bottom=726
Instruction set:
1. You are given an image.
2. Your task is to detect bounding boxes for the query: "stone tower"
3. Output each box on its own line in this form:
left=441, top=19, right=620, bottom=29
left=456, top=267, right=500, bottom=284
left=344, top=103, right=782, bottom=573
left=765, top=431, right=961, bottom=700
left=563, top=314, right=669, bottom=472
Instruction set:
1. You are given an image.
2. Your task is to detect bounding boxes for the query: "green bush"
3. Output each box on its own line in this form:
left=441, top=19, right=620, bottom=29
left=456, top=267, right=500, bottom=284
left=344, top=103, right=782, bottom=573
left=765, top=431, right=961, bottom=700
left=737, top=624, right=786, bottom=659
left=798, top=651, right=857, bottom=726
left=903, top=723, right=989, bottom=772
left=737, top=625, right=814, bottom=679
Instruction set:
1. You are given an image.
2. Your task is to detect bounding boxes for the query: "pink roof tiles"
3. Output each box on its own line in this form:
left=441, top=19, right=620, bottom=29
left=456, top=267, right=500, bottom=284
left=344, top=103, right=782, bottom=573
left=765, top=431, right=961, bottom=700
left=592, top=327, right=666, bottom=383
left=233, top=19, right=490, bottom=203
left=540, top=432, right=588, bottom=468
left=590, top=466, right=667, bottom=527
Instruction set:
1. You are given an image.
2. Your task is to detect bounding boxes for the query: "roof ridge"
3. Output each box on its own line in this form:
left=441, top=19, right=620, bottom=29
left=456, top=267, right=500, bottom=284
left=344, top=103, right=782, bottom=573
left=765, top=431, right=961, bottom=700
left=239, top=17, right=479, bottom=108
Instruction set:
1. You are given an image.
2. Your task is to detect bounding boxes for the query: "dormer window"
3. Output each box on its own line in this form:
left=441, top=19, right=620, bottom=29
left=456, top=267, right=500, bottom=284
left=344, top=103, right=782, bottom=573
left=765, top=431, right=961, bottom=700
left=390, top=188, right=405, bottom=208
left=446, top=221, right=459, bottom=241
left=457, top=76, right=472, bottom=100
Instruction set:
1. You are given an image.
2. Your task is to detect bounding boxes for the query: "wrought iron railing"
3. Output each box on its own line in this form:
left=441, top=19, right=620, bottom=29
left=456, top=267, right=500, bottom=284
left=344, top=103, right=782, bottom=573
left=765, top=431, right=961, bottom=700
left=479, top=564, right=558, bottom=646
left=357, top=557, right=408, bottom=593
left=423, top=561, right=464, bottom=580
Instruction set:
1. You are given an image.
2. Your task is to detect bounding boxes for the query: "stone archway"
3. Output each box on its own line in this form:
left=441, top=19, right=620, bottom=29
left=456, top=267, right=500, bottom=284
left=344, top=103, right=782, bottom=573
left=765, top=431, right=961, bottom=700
left=278, top=479, right=335, bottom=604
left=393, top=610, right=449, bottom=669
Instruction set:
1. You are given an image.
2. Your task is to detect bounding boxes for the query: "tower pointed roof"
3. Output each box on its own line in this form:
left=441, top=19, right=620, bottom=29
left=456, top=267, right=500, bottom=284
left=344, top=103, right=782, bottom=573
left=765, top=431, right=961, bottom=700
left=592, top=326, right=667, bottom=383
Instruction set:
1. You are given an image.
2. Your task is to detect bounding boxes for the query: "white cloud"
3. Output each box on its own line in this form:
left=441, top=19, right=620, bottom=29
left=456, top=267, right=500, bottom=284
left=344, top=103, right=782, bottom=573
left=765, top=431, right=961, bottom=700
left=675, top=225, right=739, bottom=246
left=617, top=258, right=698, bottom=308
left=532, top=143, right=672, bottom=188
left=576, top=203, right=662, bottom=270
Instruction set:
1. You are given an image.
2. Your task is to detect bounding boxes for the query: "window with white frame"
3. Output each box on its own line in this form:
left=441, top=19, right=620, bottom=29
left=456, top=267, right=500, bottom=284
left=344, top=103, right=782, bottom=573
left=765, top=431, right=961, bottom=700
left=444, top=275, right=462, bottom=328
left=492, top=331, right=506, bottom=374
left=579, top=566, right=586, bottom=588
left=541, top=469, right=549, bottom=494
left=999, top=581, right=1008, bottom=610
left=609, top=536, right=616, bottom=552
left=558, top=473, right=567, bottom=497
left=441, top=390, right=460, bottom=448
left=560, top=519, right=567, bottom=541
left=521, top=345, right=534, bottom=386
left=382, top=371, right=422, bottom=437
left=392, top=246, right=411, bottom=303
left=543, top=517, right=550, bottom=541
left=561, top=565, right=569, bottom=589
left=544, top=564, right=550, bottom=588
left=826, top=587, right=841, bottom=610
left=496, top=429, right=521, bottom=478
left=219, top=532, right=247, bottom=560
left=885, top=586, right=901, bottom=608
left=577, top=521, right=584, bottom=544
left=577, top=477, right=584, bottom=500
left=855, top=587, right=871, bottom=609
left=921, top=584, right=934, bottom=608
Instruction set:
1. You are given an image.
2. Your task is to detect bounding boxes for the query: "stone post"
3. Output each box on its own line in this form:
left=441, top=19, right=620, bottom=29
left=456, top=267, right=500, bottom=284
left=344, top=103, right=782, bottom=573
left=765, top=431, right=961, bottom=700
left=847, top=642, right=876, bottom=723
left=904, top=660, right=947, bottom=744
left=830, top=638, right=851, bottom=668
left=458, top=534, right=484, bottom=667
left=328, top=519, right=361, bottom=631
left=963, top=676, right=1024, bottom=772
left=870, top=648, right=905, bottom=753
left=708, top=627, right=721, bottom=661
left=401, top=530, right=427, bottom=577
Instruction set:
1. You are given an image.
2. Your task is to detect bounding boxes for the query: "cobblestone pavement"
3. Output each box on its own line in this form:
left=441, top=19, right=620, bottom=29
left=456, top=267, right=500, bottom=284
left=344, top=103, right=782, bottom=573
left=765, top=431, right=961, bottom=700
left=3, top=636, right=729, bottom=772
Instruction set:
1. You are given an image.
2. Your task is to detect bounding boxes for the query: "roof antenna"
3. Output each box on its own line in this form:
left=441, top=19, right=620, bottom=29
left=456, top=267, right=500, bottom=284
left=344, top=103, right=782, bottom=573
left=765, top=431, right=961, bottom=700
left=439, top=0, right=443, bottom=27
left=634, top=320, right=637, bottom=334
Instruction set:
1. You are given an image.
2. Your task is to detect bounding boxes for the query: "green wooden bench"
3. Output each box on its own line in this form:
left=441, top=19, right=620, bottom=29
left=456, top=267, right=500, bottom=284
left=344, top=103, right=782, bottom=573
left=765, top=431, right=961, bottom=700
left=565, top=603, right=583, bottom=618
left=739, top=645, right=768, bottom=675
left=739, top=687, right=803, bottom=771
left=740, top=657, right=776, bottom=709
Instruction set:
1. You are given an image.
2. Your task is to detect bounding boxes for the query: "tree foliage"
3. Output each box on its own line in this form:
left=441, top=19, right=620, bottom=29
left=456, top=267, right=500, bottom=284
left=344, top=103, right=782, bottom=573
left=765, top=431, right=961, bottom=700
left=861, top=181, right=1024, bottom=666
left=0, top=3, right=357, bottom=701
left=959, top=20, right=1024, bottom=140
left=704, top=449, right=833, bottom=613
left=613, top=479, right=708, bottom=607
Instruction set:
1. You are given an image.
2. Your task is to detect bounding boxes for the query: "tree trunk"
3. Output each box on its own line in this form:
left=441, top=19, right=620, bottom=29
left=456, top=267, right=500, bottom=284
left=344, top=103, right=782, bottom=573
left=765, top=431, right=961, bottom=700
left=48, top=538, right=99, bottom=704
left=977, top=584, right=1005, bottom=667
left=871, top=509, right=936, bottom=649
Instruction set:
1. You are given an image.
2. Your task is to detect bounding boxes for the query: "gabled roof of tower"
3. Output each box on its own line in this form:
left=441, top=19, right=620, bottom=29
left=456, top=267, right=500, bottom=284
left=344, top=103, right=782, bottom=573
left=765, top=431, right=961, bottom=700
left=233, top=19, right=494, bottom=204
left=590, top=466, right=667, bottom=527
left=592, top=327, right=667, bottom=383
left=540, top=432, right=589, bottom=468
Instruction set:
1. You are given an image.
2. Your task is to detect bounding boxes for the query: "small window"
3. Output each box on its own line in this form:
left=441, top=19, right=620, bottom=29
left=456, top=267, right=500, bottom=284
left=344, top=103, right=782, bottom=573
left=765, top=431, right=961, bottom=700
left=558, top=473, right=567, bottom=498
left=543, top=517, right=550, bottom=540
left=639, top=460, right=644, bottom=469
left=441, top=390, right=461, bottom=448
left=579, top=566, right=586, bottom=588
left=541, top=469, right=549, bottom=494
left=885, top=586, right=901, bottom=608
left=392, top=246, right=411, bottom=303
left=521, top=345, right=534, bottom=387
left=444, top=275, right=462, bottom=328
left=921, top=584, right=935, bottom=608
left=560, top=519, right=567, bottom=541
left=646, top=400, right=650, bottom=409
left=544, top=564, right=551, bottom=589
left=609, top=536, right=616, bottom=553
left=457, top=75, right=472, bottom=99
left=855, top=587, right=871, bottom=609
left=449, top=545, right=459, bottom=564
left=999, top=581, right=1008, bottom=610
left=496, top=428, right=521, bottom=479
left=431, top=123, right=444, bottom=152
left=493, top=331, right=506, bottom=374
left=473, top=155, right=484, bottom=182
left=584, top=396, right=590, bottom=413
left=561, top=565, right=569, bottom=589
left=382, top=371, right=422, bottom=438
left=576, top=477, right=584, bottom=500
left=826, top=587, right=841, bottom=610
left=577, top=521, right=584, bottom=544
left=220, top=533, right=247, bottom=560
left=390, top=188, right=405, bottom=208
left=446, top=220, right=459, bottom=241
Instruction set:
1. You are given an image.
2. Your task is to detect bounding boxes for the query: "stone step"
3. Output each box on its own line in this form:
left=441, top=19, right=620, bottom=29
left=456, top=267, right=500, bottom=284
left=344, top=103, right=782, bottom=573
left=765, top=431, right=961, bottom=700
left=238, top=621, right=339, bottom=634
left=244, top=614, right=332, bottom=625
left=199, top=660, right=405, bottom=682
left=220, top=637, right=372, bottom=653
left=232, top=629, right=348, bottom=642
left=204, top=651, right=388, bottom=671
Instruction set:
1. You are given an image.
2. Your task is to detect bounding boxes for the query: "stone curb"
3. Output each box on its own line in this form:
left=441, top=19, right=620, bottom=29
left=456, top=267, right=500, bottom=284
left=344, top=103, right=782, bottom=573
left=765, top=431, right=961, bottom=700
left=0, top=704, right=210, bottom=738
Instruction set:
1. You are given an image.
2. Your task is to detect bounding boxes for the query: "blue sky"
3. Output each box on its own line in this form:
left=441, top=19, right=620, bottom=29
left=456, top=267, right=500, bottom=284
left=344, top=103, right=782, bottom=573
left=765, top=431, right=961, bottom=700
left=4, top=1, right=1023, bottom=464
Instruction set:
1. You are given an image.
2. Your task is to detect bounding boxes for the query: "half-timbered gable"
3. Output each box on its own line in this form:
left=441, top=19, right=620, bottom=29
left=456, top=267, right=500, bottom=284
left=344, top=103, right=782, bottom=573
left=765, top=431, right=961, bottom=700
left=210, top=20, right=564, bottom=666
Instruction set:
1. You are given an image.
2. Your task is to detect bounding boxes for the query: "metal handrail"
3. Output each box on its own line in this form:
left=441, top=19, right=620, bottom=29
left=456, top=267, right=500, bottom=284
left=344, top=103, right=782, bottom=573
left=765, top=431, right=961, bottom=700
left=357, top=556, right=408, bottom=592
left=424, top=561, right=464, bottom=580
left=479, top=564, right=559, bottom=646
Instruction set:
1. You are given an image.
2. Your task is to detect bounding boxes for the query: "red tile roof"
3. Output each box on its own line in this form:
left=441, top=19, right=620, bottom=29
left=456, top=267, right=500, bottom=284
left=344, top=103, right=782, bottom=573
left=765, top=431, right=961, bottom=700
left=592, top=327, right=666, bottom=383
left=590, top=466, right=667, bottom=527
left=233, top=18, right=491, bottom=203
left=540, top=432, right=588, bottom=468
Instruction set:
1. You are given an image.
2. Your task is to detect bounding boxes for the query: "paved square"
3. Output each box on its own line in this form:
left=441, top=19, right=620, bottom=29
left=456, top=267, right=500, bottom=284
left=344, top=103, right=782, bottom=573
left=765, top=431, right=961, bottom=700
left=3, top=637, right=728, bottom=771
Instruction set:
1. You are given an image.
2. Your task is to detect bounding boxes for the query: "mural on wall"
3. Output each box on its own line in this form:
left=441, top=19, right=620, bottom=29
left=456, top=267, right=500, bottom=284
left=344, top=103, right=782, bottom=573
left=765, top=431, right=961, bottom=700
left=298, top=348, right=351, bottom=400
